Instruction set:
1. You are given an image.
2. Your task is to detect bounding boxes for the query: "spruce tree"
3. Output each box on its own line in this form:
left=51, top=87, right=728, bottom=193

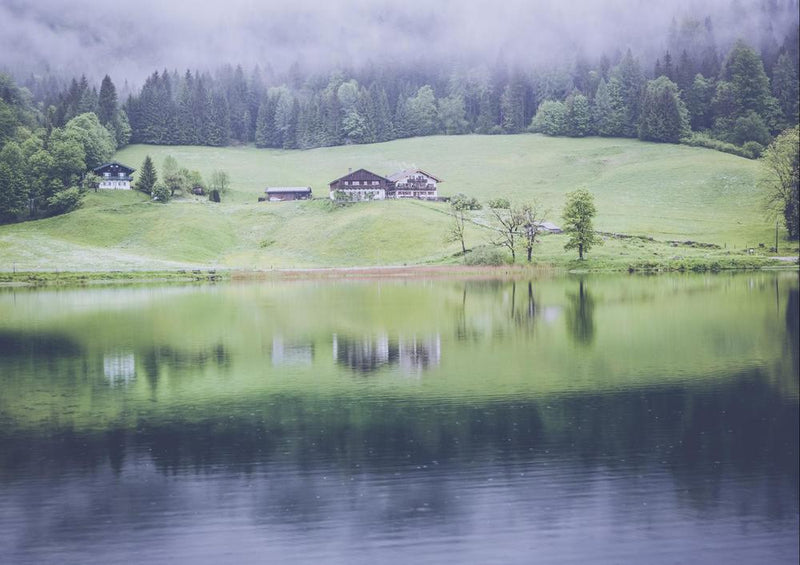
left=638, top=76, right=689, bottom=143
left=136, top=155, right=157, bottom=195
left=98, top=75, right=118, bottom=125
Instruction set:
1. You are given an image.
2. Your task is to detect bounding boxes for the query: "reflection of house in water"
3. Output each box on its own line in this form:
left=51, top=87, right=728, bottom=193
left=333, top=333, right=441, bottom=375
left=398, top=335, right=441, bottom=374
left=333, top=334, right=398, bottom=374
left=103, top=351, right=135, bottom=384
left=271, top=336, right=314, bottom=366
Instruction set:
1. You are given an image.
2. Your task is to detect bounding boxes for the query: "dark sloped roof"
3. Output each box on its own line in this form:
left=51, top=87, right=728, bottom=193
left=93, top=161, right=135, bottom=174
left=329, top=168, right=391, bottom=186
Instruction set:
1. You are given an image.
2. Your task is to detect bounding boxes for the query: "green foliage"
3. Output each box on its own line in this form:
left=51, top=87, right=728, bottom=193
left=450, top=192, right=482, bottom=210
left=638, top=76, right=689, bottom=143
left=562, top=189, right=602, bottom=259
left=210, top=170, right=230, bottom=194
left=731, top=111, right=771, bottom=146
left=438, top=95, right=468, bottom=135
left=565, top=92, right=591, bottom=137
left=487, top=197, right=510, bottom=209
left=151, top=183, right=171, bottom=203
left=464, top=245, right=507, bottom=266
left=45, top=187, right=83, bottom=215
left=529, top=100, right=567, bottom=136
left=680, top=132, right=760, bottom=159
left=760, top=126, right=800, bottom=239
left=136, top=155, right=157, bottom=195
left=97, top=75, right=118, bottom=125
left=592, top=78, right=626, bottom=137
left=0, top=141, right=28, bottom=221
left=61, top=112, right=115, bottom=169
left=406, top=86, right=438, bottom=137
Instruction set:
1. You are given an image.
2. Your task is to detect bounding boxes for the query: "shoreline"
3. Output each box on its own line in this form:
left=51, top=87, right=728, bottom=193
left=0, top=257, right=797, bottom=287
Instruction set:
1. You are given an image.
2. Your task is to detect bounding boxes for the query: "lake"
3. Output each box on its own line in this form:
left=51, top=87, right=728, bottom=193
left=0, top=272, right=797, bottom=564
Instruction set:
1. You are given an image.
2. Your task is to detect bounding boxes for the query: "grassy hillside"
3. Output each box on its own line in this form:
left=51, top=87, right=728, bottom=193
left=0, top=134, right=794, bottom=271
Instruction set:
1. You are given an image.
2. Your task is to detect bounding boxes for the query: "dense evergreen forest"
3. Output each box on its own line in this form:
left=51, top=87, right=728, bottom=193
left=1, top=11, right=798, bottom=224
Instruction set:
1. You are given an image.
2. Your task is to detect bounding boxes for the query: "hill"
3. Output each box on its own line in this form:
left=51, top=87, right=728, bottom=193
left=0, top=134, right=791, bottom=272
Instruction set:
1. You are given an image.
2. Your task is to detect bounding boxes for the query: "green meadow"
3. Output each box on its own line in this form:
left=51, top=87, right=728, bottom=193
left=0, top=134, right=795, bottom=272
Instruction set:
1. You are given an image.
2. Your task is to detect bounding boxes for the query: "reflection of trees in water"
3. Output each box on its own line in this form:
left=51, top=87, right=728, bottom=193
left=566, top=279, right=595, bottom=346
left=333, top=334, right=441, bottom=375
left=333, top=334, right=398, bottom=374
left=455, top=280, right=553, bottom=341
left=141, top=343, right=230, bottom=393
left=787, top=289, right=799, bottom=379
left=4, top=370, right=795, bottom=516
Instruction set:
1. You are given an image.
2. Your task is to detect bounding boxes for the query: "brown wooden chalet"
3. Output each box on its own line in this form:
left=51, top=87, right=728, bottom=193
left=93, top=162, right=135, bottom=190
left=329, top=169, right=393, bottom=200
left=263, top=186, right=312, bottom=202
left=386, top=169, right=442, bottom=199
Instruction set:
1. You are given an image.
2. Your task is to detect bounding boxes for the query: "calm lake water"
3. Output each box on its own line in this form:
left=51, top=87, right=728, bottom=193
left=0, top=273, right=797, bottom=564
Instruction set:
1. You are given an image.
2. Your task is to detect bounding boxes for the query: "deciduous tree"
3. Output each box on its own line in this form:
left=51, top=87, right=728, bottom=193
left=562, top=189, right=602, bottom=260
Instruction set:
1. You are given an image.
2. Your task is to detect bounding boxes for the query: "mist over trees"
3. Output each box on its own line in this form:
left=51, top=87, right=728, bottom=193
left=0, top=0, right=799, bottom=224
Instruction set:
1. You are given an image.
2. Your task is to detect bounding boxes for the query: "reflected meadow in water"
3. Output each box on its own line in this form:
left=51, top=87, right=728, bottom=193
left=0, top=273, right=797, bottom=564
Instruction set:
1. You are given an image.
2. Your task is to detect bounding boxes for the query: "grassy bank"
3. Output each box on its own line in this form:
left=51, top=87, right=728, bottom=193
left=0, top=134, right=797, bottom=273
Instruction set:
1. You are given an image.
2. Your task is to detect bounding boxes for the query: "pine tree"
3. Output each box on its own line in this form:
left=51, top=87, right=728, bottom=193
left=565, top=92, right=592, bottom=137
left=772, top=52, right=799, bottom=128
left=98, top=75, right=118, bottom=125
left=638, top=76, right=689, bottom=143
left=614, top=50, right=645, bottom=137
left=136, top=155, right=157, bottom=195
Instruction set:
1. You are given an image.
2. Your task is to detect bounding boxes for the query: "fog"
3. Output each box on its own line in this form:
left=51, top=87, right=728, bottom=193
left=0, top=0, right=797, bottom=83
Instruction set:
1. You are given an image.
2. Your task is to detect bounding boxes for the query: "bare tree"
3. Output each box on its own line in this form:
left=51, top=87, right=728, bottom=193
left=489, top=205, right=524, bottom=262
left=445, top=204, right=468, bottom=258
left=520, top=200, right=548, bottom=262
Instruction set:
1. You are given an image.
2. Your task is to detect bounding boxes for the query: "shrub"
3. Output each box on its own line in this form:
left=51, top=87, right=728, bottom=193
left=151, top=183, right=171, bottom=203
left=487, top=197, right=510, bottom=209
left=46, top=187, right=83, bottom=215
left=465, top=245, right=508, bottom=266
left=680, top=132, right=755, bottom=159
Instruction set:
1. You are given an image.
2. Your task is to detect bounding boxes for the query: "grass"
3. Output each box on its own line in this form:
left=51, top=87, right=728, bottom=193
left=0, top=134, right=796, bottom=273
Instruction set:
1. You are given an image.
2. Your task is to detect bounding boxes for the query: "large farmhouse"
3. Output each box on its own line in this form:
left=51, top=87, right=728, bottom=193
left=329, top=168, right=443, bottom=201
left=386, top=169, right=441, bottom=199
left=93, top=162, right=135, bottom=190
left=329, top=169, right=394, bottom=200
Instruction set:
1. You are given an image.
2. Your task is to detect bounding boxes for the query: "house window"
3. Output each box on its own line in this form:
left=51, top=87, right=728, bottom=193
left=372, top=181, right=379, bottom=185
left=118, top=172, right=125, bottom=178
left=352, top=181, right=360, bottom=186
left=104, top=172, right=110, bottom=178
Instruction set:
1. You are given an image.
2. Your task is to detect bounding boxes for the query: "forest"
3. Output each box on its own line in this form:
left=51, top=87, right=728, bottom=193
left=0, top=11, right=798, bottom=224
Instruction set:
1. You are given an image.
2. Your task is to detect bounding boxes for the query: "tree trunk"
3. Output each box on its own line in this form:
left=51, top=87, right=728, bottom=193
left=527, top=246, right=532, bottom=262
left=579, top=243, right=584, bottom=260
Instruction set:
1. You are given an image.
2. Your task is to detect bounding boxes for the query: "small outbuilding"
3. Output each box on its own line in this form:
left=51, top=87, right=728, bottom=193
left=264, top=187, right=312, bottom=202
left=93, top=162, right=135, bottom=190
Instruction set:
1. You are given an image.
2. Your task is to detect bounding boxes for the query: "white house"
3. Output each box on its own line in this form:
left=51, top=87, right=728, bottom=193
left=386, top=169, right=442, bottom=199
left=93, top=162, right=135, bottom=190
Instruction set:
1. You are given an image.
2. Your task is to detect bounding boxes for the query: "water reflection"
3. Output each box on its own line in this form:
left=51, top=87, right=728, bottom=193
left=333, top=333, right=442, bottom=375
left=0, top=274, right=797, bottom=564
left=566, top=278, right=595, bottom=346
left=271, top=336, right=314, bottom=366
left=102, top=351, right=135, bottom=384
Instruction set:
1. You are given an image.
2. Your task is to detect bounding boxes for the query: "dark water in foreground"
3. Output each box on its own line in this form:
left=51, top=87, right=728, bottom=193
left=0, top=273, right=797, bottom=564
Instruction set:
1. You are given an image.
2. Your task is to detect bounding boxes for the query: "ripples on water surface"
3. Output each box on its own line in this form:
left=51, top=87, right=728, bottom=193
left=0, top=273, right=797, bottom=564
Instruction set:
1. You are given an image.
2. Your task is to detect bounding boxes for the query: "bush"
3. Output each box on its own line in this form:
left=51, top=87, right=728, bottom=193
left=680, top=132, right=755, bottom=159
left=465, top=245, right=508, bottom=266
left=46, top=187, right=83, bottom=215
left=742, top=141, right=764, bottom=158
left=487, top=197, right=510, bottom=209
left=151, top=183, right=171, bottom=203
